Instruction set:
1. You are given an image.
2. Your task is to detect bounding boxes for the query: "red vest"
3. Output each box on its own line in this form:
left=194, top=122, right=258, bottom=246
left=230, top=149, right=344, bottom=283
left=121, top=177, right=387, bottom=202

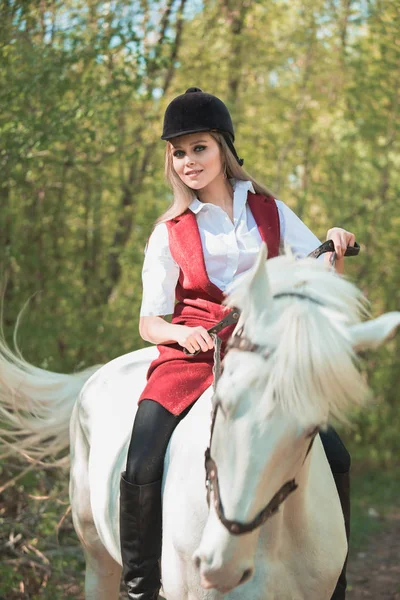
left=138, top=192, right=280, bottom=415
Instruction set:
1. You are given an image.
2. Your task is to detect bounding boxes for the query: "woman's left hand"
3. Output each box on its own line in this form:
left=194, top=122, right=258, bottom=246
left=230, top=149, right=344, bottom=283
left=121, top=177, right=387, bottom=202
left=326, top=227, right=356, bottom=260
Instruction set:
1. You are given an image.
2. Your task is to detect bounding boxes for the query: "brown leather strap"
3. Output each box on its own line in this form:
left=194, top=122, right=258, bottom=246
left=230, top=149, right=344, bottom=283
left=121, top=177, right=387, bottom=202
left=205, top=447, right=298, bottom=535
left=183, top=309, right=240, bottom=356
left=307, top=239, right=360, bottom=260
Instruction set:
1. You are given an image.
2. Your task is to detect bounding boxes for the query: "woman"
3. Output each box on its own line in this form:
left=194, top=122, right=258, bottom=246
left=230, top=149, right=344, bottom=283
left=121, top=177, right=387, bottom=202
left=120, top=88, right=352, bottom=600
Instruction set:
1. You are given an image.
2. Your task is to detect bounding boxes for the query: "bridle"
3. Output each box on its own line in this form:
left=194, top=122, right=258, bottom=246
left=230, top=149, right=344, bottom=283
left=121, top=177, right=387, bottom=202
left=202, top=240, right=360, bottom=535
left=204, top=291, right=322, bottom=536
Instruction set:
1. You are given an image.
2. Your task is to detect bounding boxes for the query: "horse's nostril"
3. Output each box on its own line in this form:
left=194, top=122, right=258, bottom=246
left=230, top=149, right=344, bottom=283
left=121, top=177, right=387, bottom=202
left=194, top=555, right=201, bottom=570
left=239, top=568, right=253, bottom=585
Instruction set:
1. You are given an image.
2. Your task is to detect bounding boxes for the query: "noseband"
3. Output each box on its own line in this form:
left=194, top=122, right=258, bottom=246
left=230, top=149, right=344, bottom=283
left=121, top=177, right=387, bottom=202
left=204, top=292, right=322, bottom=536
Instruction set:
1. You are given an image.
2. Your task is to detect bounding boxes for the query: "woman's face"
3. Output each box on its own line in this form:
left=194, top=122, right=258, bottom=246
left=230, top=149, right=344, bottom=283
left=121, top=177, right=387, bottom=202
left=170, top=132, right=224, bottom=190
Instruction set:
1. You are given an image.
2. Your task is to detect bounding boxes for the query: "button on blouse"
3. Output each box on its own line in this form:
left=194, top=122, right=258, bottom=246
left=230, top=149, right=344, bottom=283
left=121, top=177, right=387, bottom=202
left=140, top=180, right=321, bottom=316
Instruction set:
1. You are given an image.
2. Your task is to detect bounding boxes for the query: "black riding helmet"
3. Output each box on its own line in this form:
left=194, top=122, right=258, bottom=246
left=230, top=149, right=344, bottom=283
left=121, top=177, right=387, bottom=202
left=161, top=87, right=244, bottom=166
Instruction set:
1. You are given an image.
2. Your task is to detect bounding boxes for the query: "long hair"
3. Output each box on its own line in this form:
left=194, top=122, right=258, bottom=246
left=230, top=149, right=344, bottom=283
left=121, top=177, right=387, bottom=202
left=155, top=132, right=275, bottom=224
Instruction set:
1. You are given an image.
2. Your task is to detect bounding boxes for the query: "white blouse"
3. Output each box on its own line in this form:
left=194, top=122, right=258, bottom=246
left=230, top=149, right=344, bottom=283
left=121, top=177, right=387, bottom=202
left=140, top=180, right=321, bottom=316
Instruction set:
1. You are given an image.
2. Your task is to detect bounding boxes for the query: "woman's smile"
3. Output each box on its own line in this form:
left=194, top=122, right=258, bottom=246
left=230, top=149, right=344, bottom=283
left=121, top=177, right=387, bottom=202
left=185, top=169, right=203, bottom=178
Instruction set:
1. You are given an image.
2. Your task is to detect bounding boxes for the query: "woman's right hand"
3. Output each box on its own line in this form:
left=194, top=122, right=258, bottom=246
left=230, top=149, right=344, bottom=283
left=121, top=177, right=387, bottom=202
left=175, top=325, right=214, bottom=354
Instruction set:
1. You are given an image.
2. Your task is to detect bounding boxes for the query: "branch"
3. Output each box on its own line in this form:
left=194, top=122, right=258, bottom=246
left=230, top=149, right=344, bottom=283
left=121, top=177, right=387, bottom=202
left=274, top=19, right=316, bottom=195
left=162, top=0, right=188, bottom=92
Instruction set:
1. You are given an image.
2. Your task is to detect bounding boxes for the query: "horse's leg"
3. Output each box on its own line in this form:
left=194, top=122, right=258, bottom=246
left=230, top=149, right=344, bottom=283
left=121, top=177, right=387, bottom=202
left=70, top=403, right=122, bottom=600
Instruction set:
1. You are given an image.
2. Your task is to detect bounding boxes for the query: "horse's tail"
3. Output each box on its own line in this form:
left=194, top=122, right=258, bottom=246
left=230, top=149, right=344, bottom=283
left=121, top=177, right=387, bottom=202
left=0, top=333, right=100, bottom=474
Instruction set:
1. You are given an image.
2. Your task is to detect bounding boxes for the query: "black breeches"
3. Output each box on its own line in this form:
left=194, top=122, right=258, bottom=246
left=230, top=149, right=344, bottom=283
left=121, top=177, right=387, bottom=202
left=320, top=427, right=351, bottom=473
left=125, top=400, right=191, bottom=485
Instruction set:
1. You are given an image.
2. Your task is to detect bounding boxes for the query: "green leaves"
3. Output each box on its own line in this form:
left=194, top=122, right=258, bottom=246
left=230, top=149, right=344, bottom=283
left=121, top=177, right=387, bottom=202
left=0, top=0, right=398, bottom=462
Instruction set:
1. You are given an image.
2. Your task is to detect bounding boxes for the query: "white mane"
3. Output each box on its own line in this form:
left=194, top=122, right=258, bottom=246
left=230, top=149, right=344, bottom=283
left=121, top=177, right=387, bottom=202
left=224, top=248, right=371, bottom=425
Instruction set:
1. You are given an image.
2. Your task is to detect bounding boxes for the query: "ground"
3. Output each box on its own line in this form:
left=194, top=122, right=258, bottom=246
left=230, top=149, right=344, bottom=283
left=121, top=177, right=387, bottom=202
left=347, top=513, right=400, bottom=600
left=1, top=512, right=399, bottom=598
left=1, top=467, right=399, bottom=598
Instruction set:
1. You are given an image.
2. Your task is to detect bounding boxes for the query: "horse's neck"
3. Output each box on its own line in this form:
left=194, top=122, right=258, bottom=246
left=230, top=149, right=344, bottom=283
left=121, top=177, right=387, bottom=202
left=257, top=447, right=314, bottom=557
left=259, top=436, right=336, bottom=556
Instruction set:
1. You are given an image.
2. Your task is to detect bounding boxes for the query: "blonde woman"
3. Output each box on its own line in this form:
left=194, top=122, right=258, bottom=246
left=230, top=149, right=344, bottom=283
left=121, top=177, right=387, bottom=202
left=120, top=88, right=353, bottom=600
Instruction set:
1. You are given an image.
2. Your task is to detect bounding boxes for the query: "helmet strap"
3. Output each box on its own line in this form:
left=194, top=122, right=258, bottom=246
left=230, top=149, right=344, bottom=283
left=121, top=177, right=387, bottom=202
left=222, top=133, right=244, bottom=167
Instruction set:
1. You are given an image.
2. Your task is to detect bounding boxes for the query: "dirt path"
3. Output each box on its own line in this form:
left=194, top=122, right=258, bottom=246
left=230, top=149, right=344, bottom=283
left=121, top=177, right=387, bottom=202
left=347, top=515, right=400, bottom=599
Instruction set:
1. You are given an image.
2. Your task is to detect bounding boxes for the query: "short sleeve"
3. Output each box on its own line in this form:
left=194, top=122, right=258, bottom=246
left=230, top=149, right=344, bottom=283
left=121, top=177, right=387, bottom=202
left=139, top=223, right=180, bottom=317
left=276, top=200, right=322, bottom=258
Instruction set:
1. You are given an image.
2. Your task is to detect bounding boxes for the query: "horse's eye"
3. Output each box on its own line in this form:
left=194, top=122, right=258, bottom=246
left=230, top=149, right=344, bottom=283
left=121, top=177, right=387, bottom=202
left=305, top=425, right=320, bottom=438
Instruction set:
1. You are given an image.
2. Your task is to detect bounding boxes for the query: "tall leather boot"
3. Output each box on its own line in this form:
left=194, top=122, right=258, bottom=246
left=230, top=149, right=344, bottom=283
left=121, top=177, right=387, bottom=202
left=330, top=470, right=351, bottom=600
left=119, top=473, right=162, bottom=600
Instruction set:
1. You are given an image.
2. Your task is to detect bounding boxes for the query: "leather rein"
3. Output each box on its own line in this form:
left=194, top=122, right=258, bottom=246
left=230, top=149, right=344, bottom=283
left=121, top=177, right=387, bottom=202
left=203, top=240, right=360, bottom=536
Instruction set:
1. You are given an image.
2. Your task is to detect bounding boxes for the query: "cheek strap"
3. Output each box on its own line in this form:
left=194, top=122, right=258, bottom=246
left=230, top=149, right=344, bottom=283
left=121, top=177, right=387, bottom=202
left=205, top=444, right=298, bottom=535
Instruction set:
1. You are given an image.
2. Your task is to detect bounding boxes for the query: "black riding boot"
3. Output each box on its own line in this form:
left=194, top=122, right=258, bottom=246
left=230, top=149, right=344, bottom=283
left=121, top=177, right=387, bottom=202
left=330, top=470, right=351, bottom=600
left=119, top=473, right=162, bottom=600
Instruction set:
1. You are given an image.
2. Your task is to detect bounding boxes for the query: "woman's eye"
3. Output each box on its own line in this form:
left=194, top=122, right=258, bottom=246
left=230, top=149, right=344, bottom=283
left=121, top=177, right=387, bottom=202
left=194, top=145, right=206, bottom=152
left=173, top=150, right=185, bottom=158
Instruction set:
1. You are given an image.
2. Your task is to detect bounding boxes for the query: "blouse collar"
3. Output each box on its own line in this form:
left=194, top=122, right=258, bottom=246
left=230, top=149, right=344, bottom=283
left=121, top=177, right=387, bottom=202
left=188, top=179, right=255, bottom=215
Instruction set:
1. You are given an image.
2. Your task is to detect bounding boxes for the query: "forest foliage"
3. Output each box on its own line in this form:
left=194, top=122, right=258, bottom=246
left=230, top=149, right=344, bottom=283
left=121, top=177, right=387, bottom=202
left=0, top=0, right=399, bottom=464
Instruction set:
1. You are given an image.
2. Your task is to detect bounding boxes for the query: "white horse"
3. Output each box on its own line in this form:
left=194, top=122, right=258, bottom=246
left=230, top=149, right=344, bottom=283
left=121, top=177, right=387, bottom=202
left=1, top=245, right=399, bottom=600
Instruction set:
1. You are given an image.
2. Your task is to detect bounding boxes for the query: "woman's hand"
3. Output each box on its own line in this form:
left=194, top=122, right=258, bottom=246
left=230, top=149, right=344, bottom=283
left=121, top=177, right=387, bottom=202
left=326, top=227, right=356, bottom=259
left=175, top=325, right=214, bottom=354
left=325, top=227, right=356, bottom=273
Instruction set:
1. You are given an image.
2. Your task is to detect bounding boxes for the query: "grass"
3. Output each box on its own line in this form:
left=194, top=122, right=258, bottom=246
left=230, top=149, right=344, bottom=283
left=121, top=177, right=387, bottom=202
left=349, top=465, right=399, bottom=554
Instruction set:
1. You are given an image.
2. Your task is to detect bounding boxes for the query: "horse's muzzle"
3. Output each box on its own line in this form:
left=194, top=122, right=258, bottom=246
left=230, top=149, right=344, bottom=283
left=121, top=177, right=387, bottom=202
left=193, top=550, right=255, bottom=593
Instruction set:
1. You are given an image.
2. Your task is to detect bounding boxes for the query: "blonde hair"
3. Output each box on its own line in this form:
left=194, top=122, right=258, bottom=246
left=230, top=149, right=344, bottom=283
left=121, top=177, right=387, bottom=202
left=155, top=132, right=274, bottom=224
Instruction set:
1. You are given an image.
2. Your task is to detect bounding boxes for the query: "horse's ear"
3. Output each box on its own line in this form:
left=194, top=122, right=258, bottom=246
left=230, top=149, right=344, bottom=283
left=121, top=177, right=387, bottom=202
left=349, top=312, right=400, bottom=351
left=248, top=243, right=273, bottom=315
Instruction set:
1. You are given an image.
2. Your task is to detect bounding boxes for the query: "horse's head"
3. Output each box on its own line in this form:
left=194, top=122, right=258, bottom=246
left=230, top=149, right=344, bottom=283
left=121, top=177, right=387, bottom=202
left=193, top=244, right=400, bottom=593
